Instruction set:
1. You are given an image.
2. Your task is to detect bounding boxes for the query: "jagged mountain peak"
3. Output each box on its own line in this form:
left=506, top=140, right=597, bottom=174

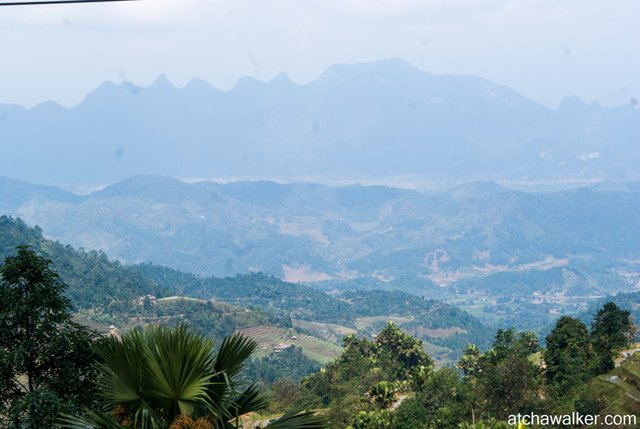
left=1, top=59, right=639, bottom=185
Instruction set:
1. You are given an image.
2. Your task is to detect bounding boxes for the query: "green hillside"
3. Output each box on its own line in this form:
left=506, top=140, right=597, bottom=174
left=0, top=215, right=171, bottom=310
left=0, top=215, right=331, bottom=386
left=238, top=325, right=342, bottom=364
left=133, top=264, right=493, bottom=356
left=3, top=177, right=639, bottom=296
left=588, top=351, right=640, bottom=417
left=0, top=215, right=492, bottom=363
left=4, top=176, right=640, bottom=339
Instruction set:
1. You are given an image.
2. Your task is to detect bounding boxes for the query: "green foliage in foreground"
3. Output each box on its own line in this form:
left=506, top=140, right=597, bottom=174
left=544, top=316, right=592, bottom=395
left=303, top=322, right=433, bottom=427
left=591, top=302, right=633, bottom=374
left=302, top=306, right=636, bottom=429
left=0, top=247, right=100, bottom=429
left=58, top=324, right=326, bottom=429
left=0, top=246, right=324, bottom=429
left=2, top=237, right=639, bottom=428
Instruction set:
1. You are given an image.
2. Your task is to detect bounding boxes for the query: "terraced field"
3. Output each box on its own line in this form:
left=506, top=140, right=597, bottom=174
left=238, top=325, right=342, bottom=364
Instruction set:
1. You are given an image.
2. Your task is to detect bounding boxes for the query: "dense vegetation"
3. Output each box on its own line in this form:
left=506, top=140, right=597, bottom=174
left=134, top=264, right=492, bottom=355
left=0, top=216, right=491, bottom=386
left=135, top=264, right=352, bottom=324
left=1, top=247, right=325, bottom=428
left=299, top=306, right=635, bottom=429
left=342, top=290, right=491, bottom=350
left=6, top=176, right=640, bottom=346
left=243, top=346, right=321, bottom=385
left=0, top=216, right=170, bottom=310
left=3, top=217, right=640, bottom=428
left=0, top=247, right=100, bottom=428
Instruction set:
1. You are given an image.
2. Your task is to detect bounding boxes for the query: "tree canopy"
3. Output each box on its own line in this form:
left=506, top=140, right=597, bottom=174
left=544, top=316, right=592, bottom=394
left=591, top=302, right=634, bottom=374
left=0, top=246, right=99, bottom=428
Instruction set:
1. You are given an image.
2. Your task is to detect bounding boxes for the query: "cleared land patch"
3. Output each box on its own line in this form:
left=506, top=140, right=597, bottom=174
left=238, top=325, right=342, bottom=364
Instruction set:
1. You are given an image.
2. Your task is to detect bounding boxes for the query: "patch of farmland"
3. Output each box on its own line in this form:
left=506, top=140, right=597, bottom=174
left=237, top=325, right=342, bottom=364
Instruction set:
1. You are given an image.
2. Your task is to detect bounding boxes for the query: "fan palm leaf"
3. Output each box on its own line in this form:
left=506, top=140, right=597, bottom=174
left=213, top=333, right=258, bottom=378
left=207, top=333, right=260, bottom=419
left=261, top=407, right=327, bottom=429
left=91, top=324, right=216, bottom=427
left=58, top=324, right=326, bottom=429
left=142, top=325, right=216, bottom=421
left=57, top=411, right=128, bottom=428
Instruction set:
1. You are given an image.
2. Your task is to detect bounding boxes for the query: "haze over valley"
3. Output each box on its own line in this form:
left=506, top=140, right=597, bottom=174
left=2, top=58, right=640, bottom=336
left=3, top=173, right=640, bottom=334
left=4, top=1, right=640, bottom=426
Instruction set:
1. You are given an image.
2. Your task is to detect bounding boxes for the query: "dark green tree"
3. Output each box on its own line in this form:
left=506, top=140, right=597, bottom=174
left=303, top=335, right=380, bottom=426
left=544, top=316, right=592, bottom=395
left=590, top=302, right=633, bottom=374
left=0, top=246, right=99, bottom=428
left=411, top=367, right=472, bottom=428
left=489, top=329, right=538, bottom=363
left=457, top=344, right=481, bottom=377
left=303, top=324, right=435, bottom=428
left=375, top=322, right=433, bottom=378
left=476, top=329, right=542, bottom=419
left=392, top=398, right=429, bottom=429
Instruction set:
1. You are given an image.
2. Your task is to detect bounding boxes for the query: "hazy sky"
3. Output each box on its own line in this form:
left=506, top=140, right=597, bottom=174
left=1, top=0, right=638, bottom=109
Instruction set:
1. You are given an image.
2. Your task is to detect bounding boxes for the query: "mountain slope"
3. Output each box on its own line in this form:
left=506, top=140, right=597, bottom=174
left=0, top=215, right=491, bottom=360
left=0, top=215, right=170, bottom=308
left=3, top=176, right=639, bottom=301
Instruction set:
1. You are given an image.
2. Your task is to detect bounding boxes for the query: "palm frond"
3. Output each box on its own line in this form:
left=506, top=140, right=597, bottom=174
left=225, top=383, right=269, bottom=418
left=213, top=333, right=258, bottom=378
left=61, top=325, right=275, bottom=428
left=262, top=407, right=327, bottom=429
left=206, top=333, right=259, bottom=419
left=57, top=412, right=128, bottom=429
left=93, top=328, right=146, bottom=406
left=129, top=398, right=165, bottom=429
left=143, top=324, right=216, bottom=420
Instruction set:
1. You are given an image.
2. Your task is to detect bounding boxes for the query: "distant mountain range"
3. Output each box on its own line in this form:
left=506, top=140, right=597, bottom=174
left=2, top=175, right=639, bottom=301
left=1, top=59, right=639, bottom=185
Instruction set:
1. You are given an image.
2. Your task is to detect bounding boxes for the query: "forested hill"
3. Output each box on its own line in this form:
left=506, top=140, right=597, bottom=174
left=0, top=215, right=492, bottom=355
left=134, top=264, right=353, bottom=323
left=133, top=264, right=492, bottom=351
left=0, top=215, right=171, bottom=309
left=3, top=175, right=639, bottom=304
